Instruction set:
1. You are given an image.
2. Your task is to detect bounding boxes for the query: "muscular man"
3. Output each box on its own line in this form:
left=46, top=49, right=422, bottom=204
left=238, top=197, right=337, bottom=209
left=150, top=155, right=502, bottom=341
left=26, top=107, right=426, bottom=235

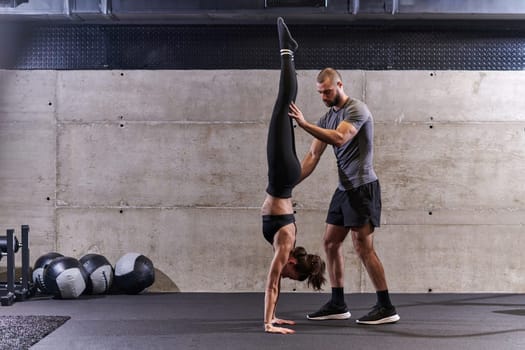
left=289, top=68, right=399, bottom=325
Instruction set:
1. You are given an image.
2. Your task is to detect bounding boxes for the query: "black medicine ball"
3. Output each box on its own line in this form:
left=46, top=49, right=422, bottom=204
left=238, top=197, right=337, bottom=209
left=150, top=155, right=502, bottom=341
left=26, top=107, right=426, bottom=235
left=114, top=253, right=155, bottom=295
left=79, top=253, right=114, bottom=294
left=43, top=256, right=88, bottom=299
left=32, top=252, right=64, bottom=294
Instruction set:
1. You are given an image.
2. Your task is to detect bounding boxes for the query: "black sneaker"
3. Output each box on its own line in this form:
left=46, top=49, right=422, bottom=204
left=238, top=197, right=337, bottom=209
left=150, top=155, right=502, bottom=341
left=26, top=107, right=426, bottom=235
left=356, top=304, right=400, bottom=325
left=307, top=302, right=351, bottom=320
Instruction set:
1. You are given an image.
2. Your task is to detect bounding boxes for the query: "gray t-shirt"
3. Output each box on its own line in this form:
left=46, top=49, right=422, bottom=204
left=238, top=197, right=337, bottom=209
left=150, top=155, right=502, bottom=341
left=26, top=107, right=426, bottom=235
left=317, top=98, right=377, bottom=190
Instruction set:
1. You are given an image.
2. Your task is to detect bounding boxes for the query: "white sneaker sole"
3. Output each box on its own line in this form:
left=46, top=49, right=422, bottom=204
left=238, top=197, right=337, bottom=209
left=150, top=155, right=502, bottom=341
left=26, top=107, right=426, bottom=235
left=307, top=311, right=351, bottom=321
left=356, top=314, right=400, bottom=325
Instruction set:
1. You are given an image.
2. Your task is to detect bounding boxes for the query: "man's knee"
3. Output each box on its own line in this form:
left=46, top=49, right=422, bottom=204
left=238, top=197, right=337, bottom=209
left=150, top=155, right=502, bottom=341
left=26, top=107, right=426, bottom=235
left=351, top=228, right=375, bottom=259
left=353, top=240, right=372, bottom=260
left=323, top=237, right=341, bottom=253
left=323, top=225, right=348, bottom=252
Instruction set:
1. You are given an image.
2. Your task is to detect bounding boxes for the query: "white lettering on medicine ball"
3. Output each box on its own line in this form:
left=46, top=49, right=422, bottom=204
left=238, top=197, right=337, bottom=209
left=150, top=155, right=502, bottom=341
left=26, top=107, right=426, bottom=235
left=56, top=268, right=86, bottom=298
left=115, top=253, right=141, bottom=276
left=90, top=265, right=114, bottom=294
left=32, top=268, right=45, bottom=289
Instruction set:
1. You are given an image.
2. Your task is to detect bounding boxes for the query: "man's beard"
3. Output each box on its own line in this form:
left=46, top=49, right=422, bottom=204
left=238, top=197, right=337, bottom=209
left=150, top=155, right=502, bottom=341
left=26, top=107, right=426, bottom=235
left=325, top=92, right=341, bottom=107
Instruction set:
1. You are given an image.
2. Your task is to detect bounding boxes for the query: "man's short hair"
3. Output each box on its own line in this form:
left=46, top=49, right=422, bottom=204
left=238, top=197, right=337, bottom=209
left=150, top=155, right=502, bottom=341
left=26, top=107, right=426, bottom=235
left=317, top=68, right=342, bottom=84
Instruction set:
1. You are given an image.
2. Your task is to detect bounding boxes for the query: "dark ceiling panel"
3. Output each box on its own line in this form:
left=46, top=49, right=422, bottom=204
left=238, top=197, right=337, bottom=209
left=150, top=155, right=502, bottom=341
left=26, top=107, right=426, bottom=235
left=2, top=1, right=525, bottom=24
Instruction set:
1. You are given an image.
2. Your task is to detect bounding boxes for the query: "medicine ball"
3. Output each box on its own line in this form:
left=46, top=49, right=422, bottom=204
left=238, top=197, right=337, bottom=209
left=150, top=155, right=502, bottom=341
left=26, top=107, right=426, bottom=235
left=43, top=256, right=88, bottom=299
left=79, top=253, right=114, bottom=294
left=114, top=253, right=155, bottom=295
left=32, top=252, right=64, bottom=294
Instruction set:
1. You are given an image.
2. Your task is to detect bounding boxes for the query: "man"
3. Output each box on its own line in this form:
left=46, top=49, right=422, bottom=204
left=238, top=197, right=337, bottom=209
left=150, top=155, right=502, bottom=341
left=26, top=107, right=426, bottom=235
left=288, top=68, right=399, bottom=325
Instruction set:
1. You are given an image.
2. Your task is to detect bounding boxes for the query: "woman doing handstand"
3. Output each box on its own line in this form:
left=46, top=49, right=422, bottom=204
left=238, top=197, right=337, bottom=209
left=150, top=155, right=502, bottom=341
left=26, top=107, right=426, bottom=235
left=261, top=17, right=326, bottom=335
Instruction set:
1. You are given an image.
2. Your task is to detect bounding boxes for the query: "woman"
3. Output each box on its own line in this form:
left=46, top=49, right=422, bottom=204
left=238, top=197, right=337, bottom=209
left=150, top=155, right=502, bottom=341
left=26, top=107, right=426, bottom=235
left=261, top=17, right=326, bottom=335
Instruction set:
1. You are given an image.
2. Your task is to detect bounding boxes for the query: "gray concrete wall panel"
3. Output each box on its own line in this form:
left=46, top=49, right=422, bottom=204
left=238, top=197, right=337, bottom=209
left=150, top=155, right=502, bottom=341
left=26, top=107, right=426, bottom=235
left=57, top=70, right=281, bottom=123
left=375, top=123, right=525, bottom=210
left=0, top=121, right=55, bottom=204
left=57, top=122, right=267, bottom=207
left=375, top=225, right=525, bottom=293
left=367, top=71, right=525, bottom=123
left=0, top=70, right=57, bottom=118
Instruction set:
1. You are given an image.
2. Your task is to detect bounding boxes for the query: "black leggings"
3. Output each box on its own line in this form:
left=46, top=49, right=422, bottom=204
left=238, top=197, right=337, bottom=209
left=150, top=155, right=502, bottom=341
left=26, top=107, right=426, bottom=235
left=265, top=54, right=301, bottom=198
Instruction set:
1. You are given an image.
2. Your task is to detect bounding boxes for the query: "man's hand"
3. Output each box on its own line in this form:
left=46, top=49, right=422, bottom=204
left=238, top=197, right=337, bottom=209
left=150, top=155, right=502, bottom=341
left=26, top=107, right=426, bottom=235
left=288, top=102, right=306, bottom=126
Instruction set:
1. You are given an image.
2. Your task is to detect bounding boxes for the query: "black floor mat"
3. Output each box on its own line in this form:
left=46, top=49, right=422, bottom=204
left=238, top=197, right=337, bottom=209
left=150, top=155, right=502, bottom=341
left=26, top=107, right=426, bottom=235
left=0, top=316, right=70, bottom=350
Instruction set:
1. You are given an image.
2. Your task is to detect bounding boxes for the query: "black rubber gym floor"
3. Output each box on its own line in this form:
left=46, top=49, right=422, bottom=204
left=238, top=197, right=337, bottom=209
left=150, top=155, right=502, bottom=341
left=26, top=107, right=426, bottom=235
left=2, top=293, right=524, bottom=350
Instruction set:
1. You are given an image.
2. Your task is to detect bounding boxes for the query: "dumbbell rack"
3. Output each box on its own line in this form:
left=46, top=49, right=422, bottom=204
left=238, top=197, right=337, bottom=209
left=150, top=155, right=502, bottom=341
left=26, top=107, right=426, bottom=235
left=0, top=225, right=34, bottom=306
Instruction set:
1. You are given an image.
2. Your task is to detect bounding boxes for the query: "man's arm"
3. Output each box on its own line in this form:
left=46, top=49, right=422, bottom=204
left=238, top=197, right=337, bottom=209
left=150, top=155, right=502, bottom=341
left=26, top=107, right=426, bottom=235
left=297, top=137, right=327, bottom=185
left=289, top=102, right=357, bottom=147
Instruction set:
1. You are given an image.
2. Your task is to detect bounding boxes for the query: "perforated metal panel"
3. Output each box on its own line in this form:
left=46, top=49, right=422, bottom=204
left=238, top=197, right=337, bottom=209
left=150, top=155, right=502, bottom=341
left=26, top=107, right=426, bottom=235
left=1, top=23, right=525, bottom=70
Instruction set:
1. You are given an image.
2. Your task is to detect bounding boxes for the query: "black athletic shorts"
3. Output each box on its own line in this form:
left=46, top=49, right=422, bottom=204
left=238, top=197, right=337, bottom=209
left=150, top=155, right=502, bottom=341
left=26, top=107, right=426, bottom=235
left=326, top=180, right=381, bottom=228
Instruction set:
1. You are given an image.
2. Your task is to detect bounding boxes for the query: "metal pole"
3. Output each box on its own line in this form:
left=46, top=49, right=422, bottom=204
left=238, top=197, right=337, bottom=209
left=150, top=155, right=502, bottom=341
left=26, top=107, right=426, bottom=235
left=6, top=229, right=15, bottom=293
left=21, top=225, right=29, bottom=291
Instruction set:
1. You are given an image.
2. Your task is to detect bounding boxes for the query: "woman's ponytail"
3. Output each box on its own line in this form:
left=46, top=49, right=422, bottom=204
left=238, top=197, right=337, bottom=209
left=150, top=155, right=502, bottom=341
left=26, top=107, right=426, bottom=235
left=292, top=246, right=326, bottom=291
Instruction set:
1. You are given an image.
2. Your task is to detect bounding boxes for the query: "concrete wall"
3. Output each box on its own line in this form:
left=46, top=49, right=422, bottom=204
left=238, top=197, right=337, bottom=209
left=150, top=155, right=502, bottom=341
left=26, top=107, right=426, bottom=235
left=1, top=69, right=524, bottom=293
